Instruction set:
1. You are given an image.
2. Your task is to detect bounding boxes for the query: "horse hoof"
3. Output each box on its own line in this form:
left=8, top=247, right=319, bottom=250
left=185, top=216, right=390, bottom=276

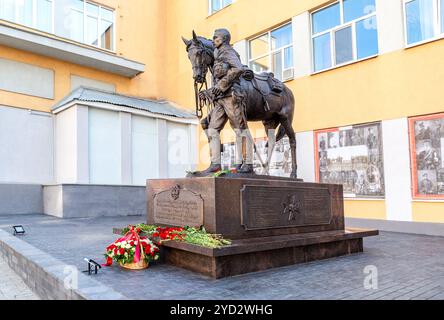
left=290, top=172, right=298, bottom=179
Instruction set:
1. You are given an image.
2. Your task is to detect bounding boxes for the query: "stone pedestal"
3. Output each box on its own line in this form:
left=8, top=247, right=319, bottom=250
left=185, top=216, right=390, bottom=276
left=146, top=176, right=378, bottom=278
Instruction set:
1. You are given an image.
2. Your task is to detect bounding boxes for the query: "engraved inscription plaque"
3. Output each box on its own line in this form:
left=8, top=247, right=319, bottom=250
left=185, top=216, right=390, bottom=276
left=240, top=185, right=332, bottom=230
left=153, top=186, right=204, bottom=227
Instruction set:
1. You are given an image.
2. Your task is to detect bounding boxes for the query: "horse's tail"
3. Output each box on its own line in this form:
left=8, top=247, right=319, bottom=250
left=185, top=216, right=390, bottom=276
left=275, top=125, right=286, bottom=143
left=276, top=86, right=295, bottom=143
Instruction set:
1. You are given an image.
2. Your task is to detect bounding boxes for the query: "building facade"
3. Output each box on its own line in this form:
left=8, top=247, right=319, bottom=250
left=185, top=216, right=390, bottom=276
left=1, top=0, right=444, bottom=229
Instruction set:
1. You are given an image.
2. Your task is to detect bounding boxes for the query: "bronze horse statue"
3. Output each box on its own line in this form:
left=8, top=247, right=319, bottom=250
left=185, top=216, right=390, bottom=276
left=182, top=31, right=298, bottom=179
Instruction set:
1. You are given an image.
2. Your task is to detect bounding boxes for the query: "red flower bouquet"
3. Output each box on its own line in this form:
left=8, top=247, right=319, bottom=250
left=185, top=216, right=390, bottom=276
left=152, top=226, right=185, bottom=242
left=104, top=226, right=159, bottom=270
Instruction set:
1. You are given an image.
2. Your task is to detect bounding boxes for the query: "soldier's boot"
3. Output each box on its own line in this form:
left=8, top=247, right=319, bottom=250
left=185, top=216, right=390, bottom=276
left=234, top=163, right=243, bottom=171
left=238, top=163, right=254, bottom=174
left=195, top=162, right=222, bottom=176
left=192, top=128, right=222, bottom=176
left=236, top=129, right=254, bottom=174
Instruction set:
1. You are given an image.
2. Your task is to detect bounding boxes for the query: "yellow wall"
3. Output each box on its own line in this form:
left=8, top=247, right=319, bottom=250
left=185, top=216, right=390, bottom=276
left=0, top=0, right=167, bottom=112
left=9, top=0, right=444, bottom=126
left=162, top=0, right=444, bottom=131
left=0, top=44, right=132, bottom=112
left=289, top=43, right=444, bottom=132
left=344, top=200, right=386, bottom=220
left=3, top=0, right=444, bottom=129
left=412, top=202, right=444, bottom=223
left=160, top=0, right=319, bottom=110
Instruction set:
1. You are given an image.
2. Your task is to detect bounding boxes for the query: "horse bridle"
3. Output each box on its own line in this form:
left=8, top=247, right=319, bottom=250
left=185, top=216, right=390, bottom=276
left=189, top=43, right=214, bottom=119
left=194, top=80, right=208, bottom=119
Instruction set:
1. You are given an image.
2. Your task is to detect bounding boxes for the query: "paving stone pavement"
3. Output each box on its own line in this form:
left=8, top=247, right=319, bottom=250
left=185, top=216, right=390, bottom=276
left=0, top=214, right=444, bottom=300
left=0, top=254, right=40, bottom=300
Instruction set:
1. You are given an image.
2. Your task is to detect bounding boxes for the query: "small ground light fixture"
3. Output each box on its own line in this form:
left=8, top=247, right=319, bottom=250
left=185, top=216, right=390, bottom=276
left=12, top=225, right=25, bottom=236
left=83, top=258, right=102, bottom=275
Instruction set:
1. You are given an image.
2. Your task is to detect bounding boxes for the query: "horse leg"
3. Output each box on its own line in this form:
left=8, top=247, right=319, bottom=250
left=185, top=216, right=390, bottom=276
left=280, top=118, right=298, bottom=179
left=262, top=119, right=279, bottom=175
left=223, top=95, right=255, bottom=173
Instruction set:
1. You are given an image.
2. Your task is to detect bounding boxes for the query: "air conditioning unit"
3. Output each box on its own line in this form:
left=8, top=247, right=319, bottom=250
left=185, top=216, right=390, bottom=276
left=282, top=68, right=294, bottom=81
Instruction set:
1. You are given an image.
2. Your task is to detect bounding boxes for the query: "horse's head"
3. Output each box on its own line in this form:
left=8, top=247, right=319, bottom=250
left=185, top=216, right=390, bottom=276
left=182, top=31, right=214, bottom=84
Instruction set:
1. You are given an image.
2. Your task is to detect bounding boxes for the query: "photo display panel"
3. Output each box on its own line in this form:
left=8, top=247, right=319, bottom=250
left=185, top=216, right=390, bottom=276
left=315, top=122, right=385, bottom=198
left=409, top=114, right=444, bottom=199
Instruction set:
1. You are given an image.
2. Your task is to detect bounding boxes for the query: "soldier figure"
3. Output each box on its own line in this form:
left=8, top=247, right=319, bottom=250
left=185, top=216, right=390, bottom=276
left=198, top=28, right=254, bottom=175
left=420, top=173, right=434, bottom=194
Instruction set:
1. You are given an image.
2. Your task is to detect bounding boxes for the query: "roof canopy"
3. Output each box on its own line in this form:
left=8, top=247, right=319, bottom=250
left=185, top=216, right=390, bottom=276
left=52, top=87, right=196, bottom=120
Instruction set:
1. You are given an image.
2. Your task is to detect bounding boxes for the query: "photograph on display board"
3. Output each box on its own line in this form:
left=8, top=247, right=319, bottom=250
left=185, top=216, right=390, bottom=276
left=409, top=114, right=444, bottom=198
left=253, top=137, right=293, bottom=177
left=221, top=142, right=236, bottom=170
left=315, top=123, right=385, bottom=198
left=221, top=137, right=293, bottom=177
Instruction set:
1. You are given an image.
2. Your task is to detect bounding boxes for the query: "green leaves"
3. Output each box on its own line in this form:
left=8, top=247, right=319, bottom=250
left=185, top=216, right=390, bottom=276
left=182, top=228, right=230, bottom=248
left=121, top=224, right=157, bottom=235
left=120, top=223, right=232, bottom=248
left=212, top=170, right=231, bottom=177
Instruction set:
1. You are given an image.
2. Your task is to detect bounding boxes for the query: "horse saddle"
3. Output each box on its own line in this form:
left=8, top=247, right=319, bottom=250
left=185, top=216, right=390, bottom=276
left=242, top=70, right=284, bottom=96
left=255, top=72, right=284, bottom=95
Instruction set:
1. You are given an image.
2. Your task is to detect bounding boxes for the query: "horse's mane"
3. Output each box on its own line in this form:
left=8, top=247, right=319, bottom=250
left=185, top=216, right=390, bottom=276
left=197, top=36, right=214, bottom=52
left=186, top=36, right=214, bottom=55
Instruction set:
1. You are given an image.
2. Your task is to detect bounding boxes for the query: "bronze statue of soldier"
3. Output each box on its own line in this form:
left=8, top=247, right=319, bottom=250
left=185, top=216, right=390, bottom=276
left=197, top=28, right=254, bottom=175
left=183, top=28, right=299, bottom=179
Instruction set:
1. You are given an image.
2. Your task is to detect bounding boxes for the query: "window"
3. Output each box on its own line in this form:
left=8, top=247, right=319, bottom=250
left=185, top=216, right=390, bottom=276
left=404, top=0, right=444, bottom=46
left=314, top=123, right=385, bottom=198
left=409, top=114, right=444, bottom=199
left=248, top=23, right=294, bottom=81
left=86, top=3, right=99, bottom=46
left=36, top=0, right=52, bottom=33
left=55, top=0, right=84, bottom=43
left=209, top=0, right=232, bottom=14
left=0, top=0, right=47, bottom=29
left=311, top=0, right=379, bottom=73
left=100, top=7, right=113, bottom=50
left=1, top=0, right=54, bottom=33
left=0, top=0, right=114, bottom=51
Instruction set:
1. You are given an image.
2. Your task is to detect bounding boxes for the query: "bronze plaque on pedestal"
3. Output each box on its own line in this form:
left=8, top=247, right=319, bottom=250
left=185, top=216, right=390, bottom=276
left=153, top=185, right=204, bottom=227
left=240, top=185, right=332, bottom=230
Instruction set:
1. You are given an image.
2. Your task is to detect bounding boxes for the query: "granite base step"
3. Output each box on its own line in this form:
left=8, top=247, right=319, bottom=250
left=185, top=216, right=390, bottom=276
left=114, top=228, right=378, bottom=279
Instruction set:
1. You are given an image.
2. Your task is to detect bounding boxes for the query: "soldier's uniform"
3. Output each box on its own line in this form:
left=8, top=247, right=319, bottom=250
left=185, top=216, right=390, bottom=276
left=207, top=45, right=246, bottom=129
left=202, top=30, right=253, bottom=169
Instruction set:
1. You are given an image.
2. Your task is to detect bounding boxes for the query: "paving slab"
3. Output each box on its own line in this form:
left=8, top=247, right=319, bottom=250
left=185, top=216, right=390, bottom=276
left=0, top=254, right=39, bottom=300
left=0, top=214, right=443, bottom=300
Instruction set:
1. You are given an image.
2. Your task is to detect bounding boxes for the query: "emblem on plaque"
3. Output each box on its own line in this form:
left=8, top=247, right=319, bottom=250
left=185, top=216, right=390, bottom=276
left=240, top=185, right=332, bottom=230
left=282, top=194, right=302, bottom=221
left=171, top=185, right=181, bottom=200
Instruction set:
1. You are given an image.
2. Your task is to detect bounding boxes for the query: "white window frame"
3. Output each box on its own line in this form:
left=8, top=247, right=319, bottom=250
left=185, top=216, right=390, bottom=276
left=208, top=0, right=233, bottom=16
left=403, top=0, right=444, bottom=48
left=0, top=0, right=55, bottom=33
left=70, top=0, right=84, bottom=42
left=248, top=22, right=294, bottom=82
left=84, top=2, right=115, bottom=51
left=0, top=0, right=115, bottom=52
left=0, top=0, right=36, bottom=28
left=310, top=0, right=379, bottom=74
left=0, top=0, right=54, bottom=33
left=86, top=2, right=100, bottom=47
left=99, top=6, right=115, bottom=51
